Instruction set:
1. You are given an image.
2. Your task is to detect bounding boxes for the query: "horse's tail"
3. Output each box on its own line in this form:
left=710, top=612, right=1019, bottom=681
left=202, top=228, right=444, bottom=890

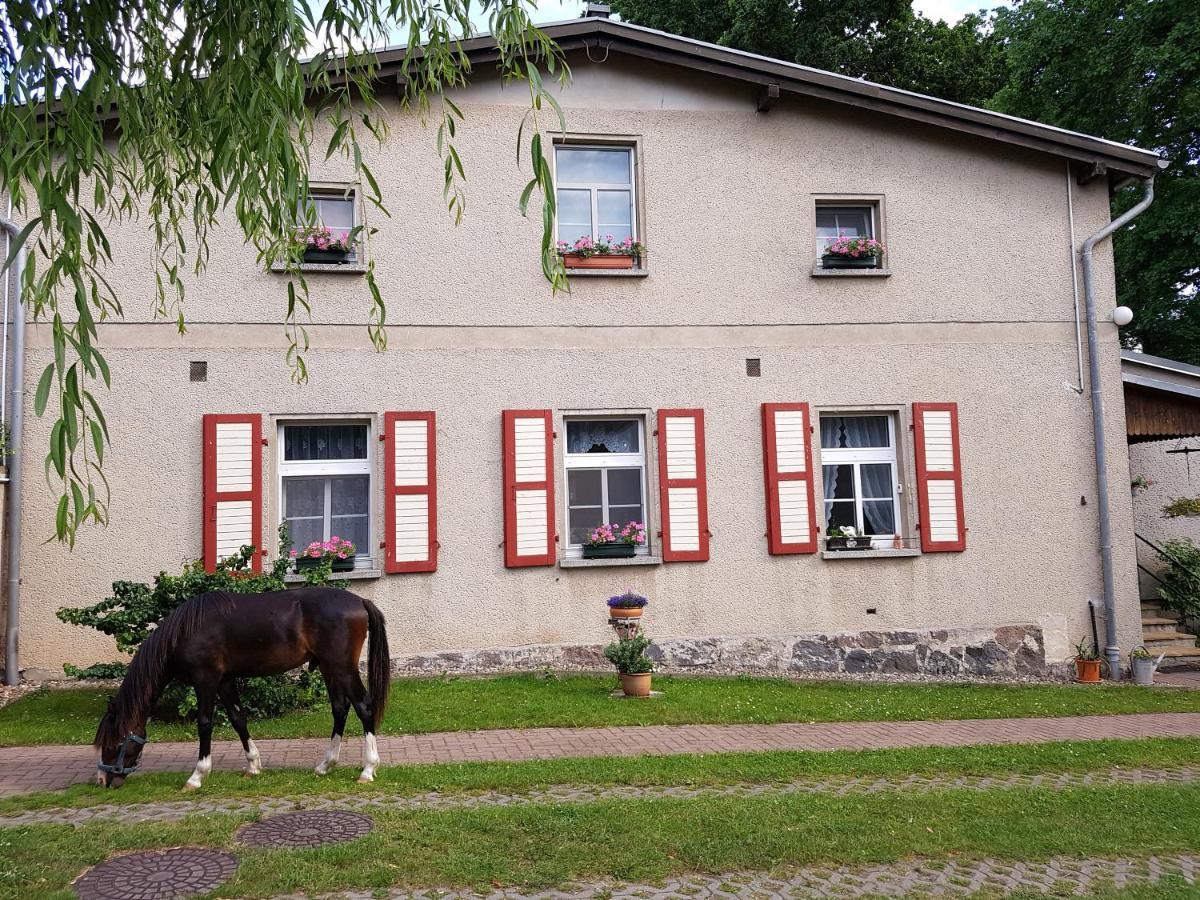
left=363, top=599, right=390, bottom=731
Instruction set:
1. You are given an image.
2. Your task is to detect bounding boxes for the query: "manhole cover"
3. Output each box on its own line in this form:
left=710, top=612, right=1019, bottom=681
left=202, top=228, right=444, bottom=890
left=73, top=847, right=237, bottom=899
left=235, top=810, right=373, bottom=849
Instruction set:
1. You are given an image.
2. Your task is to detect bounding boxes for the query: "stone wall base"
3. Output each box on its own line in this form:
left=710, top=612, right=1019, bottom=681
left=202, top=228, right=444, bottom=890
left=389, top=624, right=1052, bottom=678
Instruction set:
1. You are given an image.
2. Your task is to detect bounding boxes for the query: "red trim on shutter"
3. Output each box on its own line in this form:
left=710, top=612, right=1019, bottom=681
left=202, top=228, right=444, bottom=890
left=656, top=408, right=710, bottom=562
left=383, top=411, right=438, bottom=574
left=502, top=409, right=556, bottom=568
left=202, top=413, right=263, bottom=573
left=912, top=402, right=967, bottom=552
left=761, top=403, right=817, bottom=554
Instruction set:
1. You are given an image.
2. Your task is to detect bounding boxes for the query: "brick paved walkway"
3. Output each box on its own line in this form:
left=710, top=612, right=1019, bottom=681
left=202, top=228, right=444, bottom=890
left=3, top=712, right=1200, bottom=797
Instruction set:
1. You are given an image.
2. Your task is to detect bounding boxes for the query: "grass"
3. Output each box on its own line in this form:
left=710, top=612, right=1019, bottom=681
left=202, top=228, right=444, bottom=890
left=1, top=737, right=1198, bottom=815
left=3, top=673, right=1200, bottom=747
left=2, top=781, right=1198, bottom=898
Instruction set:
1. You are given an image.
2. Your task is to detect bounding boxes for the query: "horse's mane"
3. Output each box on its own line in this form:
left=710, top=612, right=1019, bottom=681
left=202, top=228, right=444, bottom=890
left=94, top=591, right=232, bottom=749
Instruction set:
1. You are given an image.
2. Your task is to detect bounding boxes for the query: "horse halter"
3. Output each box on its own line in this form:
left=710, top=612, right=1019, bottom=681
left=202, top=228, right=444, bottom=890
left=98, top=733, right=148, bottom=777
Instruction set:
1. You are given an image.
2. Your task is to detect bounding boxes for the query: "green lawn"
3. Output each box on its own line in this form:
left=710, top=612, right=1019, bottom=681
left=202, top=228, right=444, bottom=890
left=3, top=673, right=1199, bottom=747
left=3, top=781, right=1199, bottom=898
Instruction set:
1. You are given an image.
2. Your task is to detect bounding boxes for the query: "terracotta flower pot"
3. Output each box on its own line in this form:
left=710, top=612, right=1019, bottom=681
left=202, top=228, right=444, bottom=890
left=562, top=253, right=635, bottom=269
left=1075, top=658, right=1102, bottom=683
left=608, top=606, right=643, bottom=619
left=619, top=672, right=652, bottom=697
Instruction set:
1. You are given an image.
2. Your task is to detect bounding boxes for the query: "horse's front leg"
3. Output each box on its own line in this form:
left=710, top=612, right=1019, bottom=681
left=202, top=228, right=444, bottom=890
left=183, top=685, right=216, bottom=791
left=315, top=689, right=349, bottom=776
left=218, top=679, right=260, bottom=776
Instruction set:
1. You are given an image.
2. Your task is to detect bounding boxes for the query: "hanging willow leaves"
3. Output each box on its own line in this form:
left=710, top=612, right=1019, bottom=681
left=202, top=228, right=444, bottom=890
left=0, top=0, right=569, bottom=544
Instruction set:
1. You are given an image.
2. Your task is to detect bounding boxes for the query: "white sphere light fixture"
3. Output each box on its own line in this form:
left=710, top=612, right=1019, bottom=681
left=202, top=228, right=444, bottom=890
left=1113, top=306, right=1134, bottom=327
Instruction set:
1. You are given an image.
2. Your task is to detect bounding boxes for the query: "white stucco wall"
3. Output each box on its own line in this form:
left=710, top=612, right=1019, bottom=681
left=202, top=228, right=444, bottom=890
left=6, top=51, right=1141, bottom=672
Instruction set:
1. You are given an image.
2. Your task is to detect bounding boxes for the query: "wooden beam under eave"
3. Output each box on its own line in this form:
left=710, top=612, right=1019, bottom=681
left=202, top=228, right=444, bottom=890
left=757, top=83, right=780, bottom=113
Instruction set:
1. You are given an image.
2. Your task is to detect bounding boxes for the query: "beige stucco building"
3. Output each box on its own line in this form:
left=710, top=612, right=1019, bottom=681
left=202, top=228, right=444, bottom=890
left=1, top=13, right=1166, bottom=679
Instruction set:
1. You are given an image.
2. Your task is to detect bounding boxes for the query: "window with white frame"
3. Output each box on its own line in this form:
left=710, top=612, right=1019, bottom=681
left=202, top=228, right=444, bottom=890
left=279, top=421, right=372, bottom=566
left=555, top=145, right=637, bottom=246
left=564, top=417, right=649, bottom=555
left=815, top=203, right=875, bottom=257
left=299, top=190, right=357, bottom=257
left=818, top=413, right=901, bottom=546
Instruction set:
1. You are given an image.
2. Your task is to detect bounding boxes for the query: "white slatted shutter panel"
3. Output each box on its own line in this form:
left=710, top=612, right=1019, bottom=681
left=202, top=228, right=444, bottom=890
left=761, top=403, right=817, bottom=554
left=202, top=414, right=263, bottom=572
left=502, top=410, right=556, bottom=567
left=656, top=408, right=710, bottom=562
left=913, top=402, right=966, bottom=552
left=384, top=412, right=437, bottom=573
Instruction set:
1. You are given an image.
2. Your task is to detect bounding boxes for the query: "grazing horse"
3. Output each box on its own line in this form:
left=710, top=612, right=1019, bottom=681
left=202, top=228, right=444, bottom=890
left=93, top=587, right=389, bottom=790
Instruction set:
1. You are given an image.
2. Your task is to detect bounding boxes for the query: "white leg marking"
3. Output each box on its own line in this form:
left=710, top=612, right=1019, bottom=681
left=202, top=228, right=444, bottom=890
left=358, top=733, right=379, bottom=783
left=183, top=755, right=212, bottom=791
left=245, top=739, right=262, bottom=776
left=315, top=734, right=342, bottom=776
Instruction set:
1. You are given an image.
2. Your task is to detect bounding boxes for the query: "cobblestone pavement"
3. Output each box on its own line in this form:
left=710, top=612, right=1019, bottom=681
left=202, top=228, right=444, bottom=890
left=275, top=855, right=1200, bottom=898
left=4, top=765, right=1198, bottom=829
left=4, top=712, right=1200, bottom=797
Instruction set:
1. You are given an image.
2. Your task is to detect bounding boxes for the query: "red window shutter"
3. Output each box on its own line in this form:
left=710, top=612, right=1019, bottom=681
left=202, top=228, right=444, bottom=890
left=202, top=414, right=264, bottom=573
left=912, top=402, right=966, bottom=552
left=383, top=411, right=437, bottom=573
left=761, top=403, right=817, bottom=554
left=656, top=408, right=710, bottom=562
left=502, top=409, right=556, bottom=567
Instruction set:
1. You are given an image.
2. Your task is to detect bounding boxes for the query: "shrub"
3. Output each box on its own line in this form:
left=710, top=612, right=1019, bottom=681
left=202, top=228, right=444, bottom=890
left=604, top=634, right=654, bottom=674
left=56, top=525, right=337, bottom=722
left=1157, top=538, right=1200, bottom=620
left=1162, top=497, right=1200, bottom=518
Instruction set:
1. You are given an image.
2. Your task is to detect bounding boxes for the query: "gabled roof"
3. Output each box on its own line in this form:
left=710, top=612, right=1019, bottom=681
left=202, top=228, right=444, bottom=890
left=375, top=15, right=1165, bottom=181
left=1122, top=351, right=1200, bottom=443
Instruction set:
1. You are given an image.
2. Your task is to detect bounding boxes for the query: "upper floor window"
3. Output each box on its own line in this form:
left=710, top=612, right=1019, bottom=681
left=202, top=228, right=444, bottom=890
left=816, top=204, right=873, bottom=252
left=280, top=421, right=371, bottom=566
left=564, top=416, right=648, bottom=555
left=819, top=413, right=900, bottom=547
left=298, top=189, right=357, bottom=261
left=555, top=145, right=636, bottom=246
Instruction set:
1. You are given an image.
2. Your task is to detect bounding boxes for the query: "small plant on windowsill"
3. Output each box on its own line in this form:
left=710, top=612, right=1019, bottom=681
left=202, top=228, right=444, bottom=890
left=825, top=525, right=872, bottom=551
left=584, top=521, right=647, bottom=559
left=557, top=234, right=646, bottom=270
left=291, top=537, right=356, bottom=574
left=604, top=633, right=655, bottom=697
left=294, top=226, right=355, bottom=264
left=821, top=236, right=884, bottom=270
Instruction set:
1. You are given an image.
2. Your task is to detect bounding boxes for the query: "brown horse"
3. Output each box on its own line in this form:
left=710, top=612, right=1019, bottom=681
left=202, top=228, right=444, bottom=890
left=94, top=587, right=389, bottom=789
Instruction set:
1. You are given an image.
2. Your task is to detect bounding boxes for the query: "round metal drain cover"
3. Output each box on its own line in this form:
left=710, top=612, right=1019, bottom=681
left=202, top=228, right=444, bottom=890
left=74, top=847, right=237, bottom=899
left=236, top=810, right=374, bottom=849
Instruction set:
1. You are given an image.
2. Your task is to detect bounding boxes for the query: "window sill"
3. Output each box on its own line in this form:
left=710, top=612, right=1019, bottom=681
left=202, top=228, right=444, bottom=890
left=810, top=266, right=892, bottom=278
left=270, top=260, right=368, bottom=275
left=565, top=268, right=650, bottom=278
left=821, top=549, right=919, bottom=560
left=284, top=568, right=382, bottom=583
left=560, top=556, right=663, bottom=568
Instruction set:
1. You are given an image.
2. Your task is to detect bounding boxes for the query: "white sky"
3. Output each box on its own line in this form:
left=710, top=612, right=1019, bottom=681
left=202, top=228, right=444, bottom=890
left=522, top=0, right=1009, bottom=27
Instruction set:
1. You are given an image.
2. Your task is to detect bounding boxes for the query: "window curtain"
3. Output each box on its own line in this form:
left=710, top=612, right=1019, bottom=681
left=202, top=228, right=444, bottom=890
left=567, top=421, right=638, bottom=454
left=820, top=416, right=889, bottom=449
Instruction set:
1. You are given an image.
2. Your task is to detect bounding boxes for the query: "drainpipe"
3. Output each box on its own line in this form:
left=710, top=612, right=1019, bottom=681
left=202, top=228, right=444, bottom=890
left=1079, top=175, right=1154, bottom=682
left=1, top=216, right=25, bottom=687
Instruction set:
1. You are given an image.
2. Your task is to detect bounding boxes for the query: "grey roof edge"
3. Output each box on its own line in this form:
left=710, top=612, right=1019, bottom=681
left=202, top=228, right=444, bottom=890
left=375, top=16, right=1164, bottom=178
left=1122, top=350, right=1200, bottom=381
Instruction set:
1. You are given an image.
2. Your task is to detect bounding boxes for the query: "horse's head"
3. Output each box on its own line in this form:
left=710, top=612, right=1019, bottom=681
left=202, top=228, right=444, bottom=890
left=95, top=698, right=147, bottom=788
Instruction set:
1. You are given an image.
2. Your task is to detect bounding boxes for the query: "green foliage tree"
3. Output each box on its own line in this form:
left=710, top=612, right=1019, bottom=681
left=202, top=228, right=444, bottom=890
left=991, top=0, right=1199, bottom=364
left=0, top=0, right=567, bottom=544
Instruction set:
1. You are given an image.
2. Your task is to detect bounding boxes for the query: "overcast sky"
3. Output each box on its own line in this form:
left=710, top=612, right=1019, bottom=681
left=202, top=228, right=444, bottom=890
left=525, top=0, right=1008, bottom=27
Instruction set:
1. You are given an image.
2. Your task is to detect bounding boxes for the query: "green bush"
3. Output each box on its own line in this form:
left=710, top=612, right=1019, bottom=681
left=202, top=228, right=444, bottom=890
left=56, top=526, right=339, bottom=722
left=1157, top=538, right=1200, bottom=621
left=603, top=634, right=654, bottom=675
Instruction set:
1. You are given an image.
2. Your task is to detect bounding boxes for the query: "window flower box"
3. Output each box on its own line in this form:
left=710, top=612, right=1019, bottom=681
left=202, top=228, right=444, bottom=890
left=821, top=236, right=884, bottom=270
left=557, top=235, right=645, bottom=270
left=563, top=254, right=635, bottom=269
left=291, top=538, right=357, bottom=573
left=584, top=543, right=637, bottom=559
left=302, top=248, right=353, bottom=264
left=294, top=226, right=355, bottom=265
left=583, top=521, right=646, bottom=559
left=825, top=526, right=872, bottom=551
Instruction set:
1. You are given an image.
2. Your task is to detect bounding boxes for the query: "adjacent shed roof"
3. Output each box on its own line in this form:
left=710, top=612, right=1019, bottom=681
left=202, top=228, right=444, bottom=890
left=375, top=15, right=1165, bottom=181
left=1122, top=352, right=1200, bottom=443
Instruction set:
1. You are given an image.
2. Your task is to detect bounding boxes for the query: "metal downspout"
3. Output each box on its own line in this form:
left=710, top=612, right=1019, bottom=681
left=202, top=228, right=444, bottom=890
left=1079, top=175, right=1154, bottom=681
left=1, top=216, right=25, bottom=687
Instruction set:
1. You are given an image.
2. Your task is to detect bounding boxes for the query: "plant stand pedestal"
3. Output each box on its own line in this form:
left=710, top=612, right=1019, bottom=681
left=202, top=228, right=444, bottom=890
left=608, top=688, right=662, bottom=699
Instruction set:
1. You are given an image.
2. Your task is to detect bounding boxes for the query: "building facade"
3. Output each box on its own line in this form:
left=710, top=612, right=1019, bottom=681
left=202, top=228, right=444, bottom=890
left=5, top=16, right=1162, bottom=678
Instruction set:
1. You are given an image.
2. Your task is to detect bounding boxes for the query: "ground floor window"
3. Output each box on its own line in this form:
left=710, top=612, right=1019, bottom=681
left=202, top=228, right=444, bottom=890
left=818, top=412, right=900, bottom=546
left=564, top=416, right=649, bottom=556
left=279, top=420, right=372, bottom=566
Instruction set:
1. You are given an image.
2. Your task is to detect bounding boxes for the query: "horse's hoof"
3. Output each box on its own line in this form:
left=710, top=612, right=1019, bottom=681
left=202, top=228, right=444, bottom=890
left=357, top=775, right=374, bottom=784
left=181, top=782, right=200, bottom=793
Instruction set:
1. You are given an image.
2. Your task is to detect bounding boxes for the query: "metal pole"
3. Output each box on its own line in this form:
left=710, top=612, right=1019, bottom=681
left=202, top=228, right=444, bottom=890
left=1079, top=176, right=1155, bottom=682
left=0, top=215, right=26, bottom=686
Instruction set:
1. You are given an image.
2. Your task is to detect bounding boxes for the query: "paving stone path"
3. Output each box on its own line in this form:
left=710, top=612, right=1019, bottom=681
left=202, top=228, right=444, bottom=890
left=4, top=712, right=1200, bottom=796
left=275, top=854, right=1200, bottom=898
left=5, top=765, right=1197, bottom=829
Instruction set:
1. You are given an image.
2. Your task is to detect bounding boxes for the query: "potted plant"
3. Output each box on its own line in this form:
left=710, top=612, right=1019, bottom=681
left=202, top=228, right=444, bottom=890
left=604, top=633, right=654, bottom=697
left=607, top=590, right=648, bottom=620
left=1130, top=646, right=1161, bottom=686
left=821, top=236, right=885, bottom=270
left=295, top=226, right=354, bottom=264
left=1074, top=639, right=1102, bottom=683
left=291, top=537, right=356, bottom=573
left=557, top=234, right=646, bottom=270
left=583, top=521, right=647, bottom=559
left=826, top=525, right=871, bottom=551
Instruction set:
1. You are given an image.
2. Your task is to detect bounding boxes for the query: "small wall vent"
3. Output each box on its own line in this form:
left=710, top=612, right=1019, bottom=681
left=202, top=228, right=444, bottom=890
left=745, top=358, right=761, bottom=377
left=190, top=361, right=208, bottom=382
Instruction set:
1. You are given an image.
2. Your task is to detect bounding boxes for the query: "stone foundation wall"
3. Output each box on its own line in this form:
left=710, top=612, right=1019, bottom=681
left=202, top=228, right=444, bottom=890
left=389, top=624, right=1050, bottom=678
